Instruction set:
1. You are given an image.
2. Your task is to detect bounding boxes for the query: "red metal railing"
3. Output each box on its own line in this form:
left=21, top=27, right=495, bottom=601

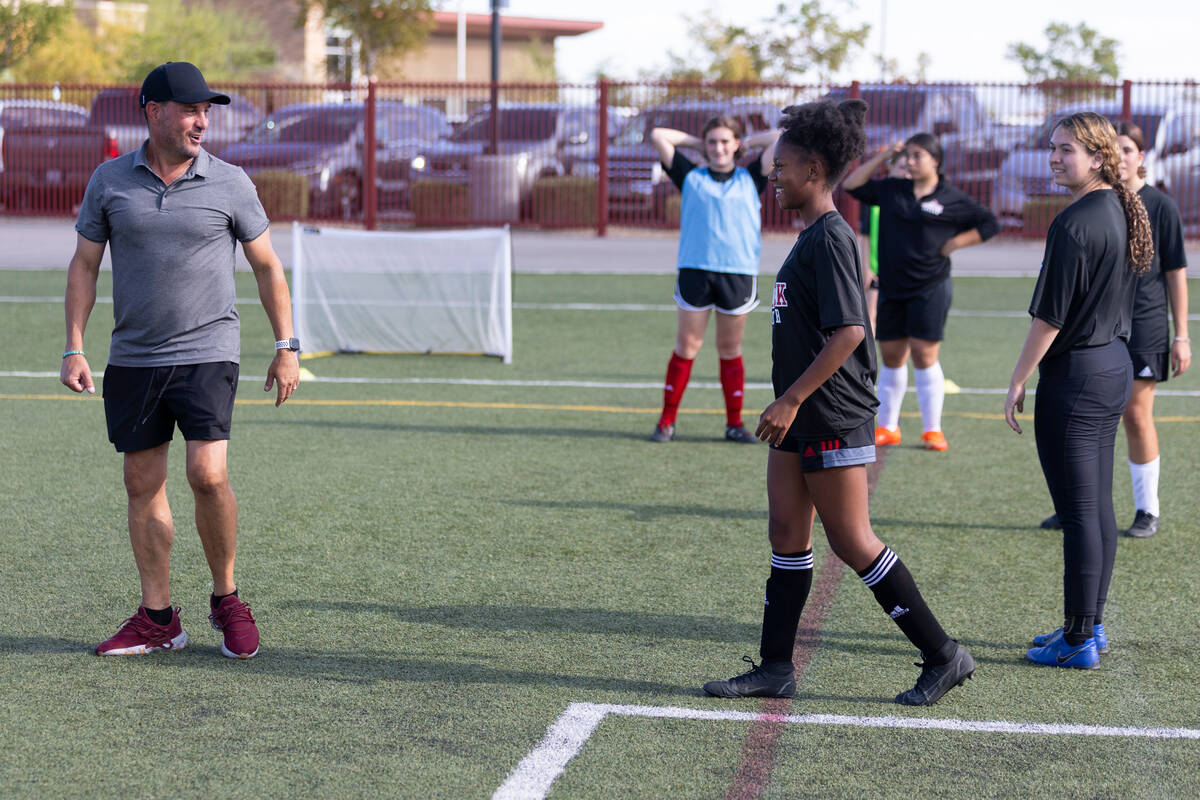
left=3, top=79, right=1198, bottom=237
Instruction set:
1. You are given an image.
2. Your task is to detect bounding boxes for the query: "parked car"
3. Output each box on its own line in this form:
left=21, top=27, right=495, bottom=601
left=603, top=98, right=781, bottom=221
left=88, top=87, right=263, bottom=155
left=989, top=100, right=1198, bottom=226
left=1152, top=107, right=1200, bottom=224
left=219, top=101, right=451, bottom=217
left=824, top=84, right=1025, bottom=207
left=0, top=98, right=90, bottom=172
left=406, top=103, right=619, bottom=218
left=0, top=123, right=119, bottom=212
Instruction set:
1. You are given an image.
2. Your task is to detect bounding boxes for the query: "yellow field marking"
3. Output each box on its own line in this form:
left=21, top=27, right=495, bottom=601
left=5, top=394, right=1199, bottom=422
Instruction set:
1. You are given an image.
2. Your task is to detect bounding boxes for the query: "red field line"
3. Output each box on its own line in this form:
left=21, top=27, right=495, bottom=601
left=724, top=454, right=888, bottom=800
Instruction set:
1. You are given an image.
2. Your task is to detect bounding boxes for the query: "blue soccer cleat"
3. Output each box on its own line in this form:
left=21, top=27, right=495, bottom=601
left=1033, top=623, right=1108, bottom=654
left=1026, top=636, right=1100, bottom=669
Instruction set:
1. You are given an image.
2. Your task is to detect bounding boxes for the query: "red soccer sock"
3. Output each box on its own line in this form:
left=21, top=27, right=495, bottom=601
left=719, top=355, right=745, bottom=428
left=660, top=352, right=694, bottom=427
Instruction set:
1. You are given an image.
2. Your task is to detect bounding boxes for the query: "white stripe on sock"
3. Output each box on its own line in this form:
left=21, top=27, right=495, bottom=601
left=861, top=548, right=897, bottom=587
left=771, top=552, right=814, bottom=570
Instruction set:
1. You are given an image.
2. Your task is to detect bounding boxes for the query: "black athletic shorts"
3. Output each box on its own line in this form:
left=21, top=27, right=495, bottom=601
left=103, top=362, right=239, bottom=453
left=875, top=277, right=952, bottom=341
left=1129, top=350, right=1169, bottom=382
left=674, top=268, right=760, bottom=314
left=772, top=418, right=876, bottom=472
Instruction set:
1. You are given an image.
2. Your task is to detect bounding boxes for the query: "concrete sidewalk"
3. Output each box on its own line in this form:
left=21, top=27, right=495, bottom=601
left=3, top=215, right=1194, bottom=278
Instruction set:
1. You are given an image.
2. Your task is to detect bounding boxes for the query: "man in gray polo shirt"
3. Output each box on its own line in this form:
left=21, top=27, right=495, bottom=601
left=60, top=61, right=299, bottom=660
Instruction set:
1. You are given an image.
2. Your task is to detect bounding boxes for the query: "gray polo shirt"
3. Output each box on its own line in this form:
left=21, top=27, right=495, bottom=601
left=76, top=144, right=270, bottom=367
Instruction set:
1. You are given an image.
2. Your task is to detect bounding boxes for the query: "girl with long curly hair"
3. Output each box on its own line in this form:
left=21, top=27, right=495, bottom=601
left=1005, top=111, right=1153, bottom=670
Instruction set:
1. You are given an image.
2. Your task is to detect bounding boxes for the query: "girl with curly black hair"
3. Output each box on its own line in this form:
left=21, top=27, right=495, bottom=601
left=703, top=99, right=974, bottom=705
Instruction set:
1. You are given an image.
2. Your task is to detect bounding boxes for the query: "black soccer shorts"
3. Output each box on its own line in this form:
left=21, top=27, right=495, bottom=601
left=103, top=362, right=239, bottom=453
left=674, top=268, right=760, bottom=314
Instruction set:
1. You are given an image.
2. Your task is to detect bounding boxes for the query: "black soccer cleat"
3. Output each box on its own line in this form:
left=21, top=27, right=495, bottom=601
left=1040, top=513, right=1062, bottom=530
left=703, top=656, right=795, bottom=698
left=894, top=641, right=975, bottom=706
left=649, top=423, right=675, bottom=443
left=1126, top=510, right=1160, bottom=538
left=724, top=425, right=758, bottom=444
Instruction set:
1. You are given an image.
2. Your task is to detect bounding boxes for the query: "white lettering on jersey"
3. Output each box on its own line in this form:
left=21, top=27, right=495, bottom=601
left=921, top=198, right=944, bottom=216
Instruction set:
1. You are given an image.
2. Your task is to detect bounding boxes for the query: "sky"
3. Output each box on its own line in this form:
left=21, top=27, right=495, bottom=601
left=456, top=0, right=1197, bottom=83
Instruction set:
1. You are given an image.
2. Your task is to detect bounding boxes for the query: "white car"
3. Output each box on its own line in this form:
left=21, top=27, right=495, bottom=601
left=990, top=100, right=1199, bottom=227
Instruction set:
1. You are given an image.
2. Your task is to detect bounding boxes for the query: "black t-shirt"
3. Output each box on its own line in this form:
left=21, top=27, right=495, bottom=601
left=1129, top=184, right=1187, bottom=353
left=771, top=211, right=878, bottom=438
left=846, top=177, right=1000, bottom=298
left=1029, top=189, right=1136, bottom=360
left=665, top=151, right=768, bottom=195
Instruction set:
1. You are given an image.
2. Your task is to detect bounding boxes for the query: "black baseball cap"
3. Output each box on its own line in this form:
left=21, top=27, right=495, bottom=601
left=140, top=62, right=231, bottom=107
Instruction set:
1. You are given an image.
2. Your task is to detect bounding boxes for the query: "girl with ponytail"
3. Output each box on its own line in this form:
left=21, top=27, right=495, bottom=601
left=1005, top=111, right=1150, bottom=670
left=704, top=99, right=974, bottom=706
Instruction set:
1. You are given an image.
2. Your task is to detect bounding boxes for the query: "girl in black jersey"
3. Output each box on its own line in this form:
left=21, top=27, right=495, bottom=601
left=1006, top=112, right=1154, bottom=670
left=1039, top=122, right=1190, bottom=538
left=844, top=133, right=999, bottom=452
left=704, top=100, right=974, bottom=706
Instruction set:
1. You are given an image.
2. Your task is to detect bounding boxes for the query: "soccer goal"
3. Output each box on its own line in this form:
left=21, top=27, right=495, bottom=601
left=291, top=223, right=513, bottom=363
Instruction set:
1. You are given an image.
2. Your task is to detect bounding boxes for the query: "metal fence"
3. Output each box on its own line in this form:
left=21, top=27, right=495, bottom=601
left=3, top=79, right=1199, bottom=236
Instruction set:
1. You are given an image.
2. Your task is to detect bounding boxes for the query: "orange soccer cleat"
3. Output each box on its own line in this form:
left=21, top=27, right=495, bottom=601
left=874, top=426, right=902, bottom=446
left=921, top=430, right=948, bottom=451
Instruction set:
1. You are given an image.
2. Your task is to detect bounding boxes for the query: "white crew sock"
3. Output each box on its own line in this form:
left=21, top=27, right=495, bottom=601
left=914, top=362, right=945, bottom=433
left=1129, top=457, right=1161, bottom=516
left=877, top=365, right=907, bottom=430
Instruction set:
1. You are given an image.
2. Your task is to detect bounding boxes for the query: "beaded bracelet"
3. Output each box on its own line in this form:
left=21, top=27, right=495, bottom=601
left=62, top=350, right=85, bottom=358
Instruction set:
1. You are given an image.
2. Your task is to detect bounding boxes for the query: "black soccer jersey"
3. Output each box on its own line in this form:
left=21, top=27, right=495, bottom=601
left=666, top=151, right=769, bottom=195
left=1029, top=189, right=1136, bottom=360
left=771, top=211, right=878, bottom=438
left=1129, top=184, right=1187, bottom=354
left=847, top=177, right=1000, bottom=298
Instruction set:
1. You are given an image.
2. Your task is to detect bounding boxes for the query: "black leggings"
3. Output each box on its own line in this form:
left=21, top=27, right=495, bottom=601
left=1034, top=340, right=1132, bottom=620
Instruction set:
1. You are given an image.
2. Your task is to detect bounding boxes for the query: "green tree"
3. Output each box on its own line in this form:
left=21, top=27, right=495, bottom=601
left=118, top=0, right=275, bottom=83
left=663, top=1, right=870, bottom=85
left=0, top=0, right=70, bottom=74
left=296, top=0, right=436, bottom=78
left=12, top=15, right=129, bottom=84
left=1007, top=21, right=1121, bottom=102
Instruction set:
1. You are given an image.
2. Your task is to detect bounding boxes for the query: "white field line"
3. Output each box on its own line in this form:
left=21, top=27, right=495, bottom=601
left=9, top=295, right=1199, bottom=321
left=7, top=371, right=1200, bottom=398
left=493, top=701, right=1200, bottom=800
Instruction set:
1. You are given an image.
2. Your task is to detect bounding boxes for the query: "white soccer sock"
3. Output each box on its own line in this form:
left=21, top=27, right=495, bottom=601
left=914, top=362, right=945, bottom=433
left=877, top=365, right=907, bottom=430
left=1129, top=457, right=1161, bottom=516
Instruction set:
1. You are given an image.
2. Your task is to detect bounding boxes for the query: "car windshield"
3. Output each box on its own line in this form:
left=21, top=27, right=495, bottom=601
left=0, top=107, right=87, bottom=127
left=825, top=89, right=925, bottom=128
left=90, top=91, right=142, bottom=126
left=245, top=108, right=360, bottom=144
left=1023, top=111, right=1164, bottom=150
left=452, top=109, right=557, bottom=142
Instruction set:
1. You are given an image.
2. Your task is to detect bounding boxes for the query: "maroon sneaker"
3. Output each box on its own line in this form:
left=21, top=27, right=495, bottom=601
left=94, top=606, right=188, bottom=656
left=209, top=595, right=260, bottom=659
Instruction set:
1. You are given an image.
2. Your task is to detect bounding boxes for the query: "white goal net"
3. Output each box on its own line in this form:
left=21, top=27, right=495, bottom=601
left=291, top=224, right=513, bottom=364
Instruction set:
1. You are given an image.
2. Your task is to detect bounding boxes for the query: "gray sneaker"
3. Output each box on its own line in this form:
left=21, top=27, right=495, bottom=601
left=1126, top=510, right=1160, bottom=538
left=894, top=641, right=975, bottom=706
left=649, top=423, right=675, bottom=443
left=703, top=656, right=795, bottom=698
left=725, top=425, right=758, bottom=444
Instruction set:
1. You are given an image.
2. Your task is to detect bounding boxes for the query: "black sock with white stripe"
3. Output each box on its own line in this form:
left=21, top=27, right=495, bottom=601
left=858, top=547, right=954, bottom=665
left=759, top=550, right=813, bottom=664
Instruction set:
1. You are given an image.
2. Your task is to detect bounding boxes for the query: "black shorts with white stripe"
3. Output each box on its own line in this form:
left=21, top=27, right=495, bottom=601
left=772, top=418, right=876, bottom=471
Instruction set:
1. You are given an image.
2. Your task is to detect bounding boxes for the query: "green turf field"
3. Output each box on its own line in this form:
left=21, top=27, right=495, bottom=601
left=2, top=268, right=1198, bottom=798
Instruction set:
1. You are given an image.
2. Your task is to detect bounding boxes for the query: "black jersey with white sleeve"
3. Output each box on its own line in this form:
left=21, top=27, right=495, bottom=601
left=1029, top=189, right=1136, bottom=360
left=771, top=211, right=878, bottom=439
